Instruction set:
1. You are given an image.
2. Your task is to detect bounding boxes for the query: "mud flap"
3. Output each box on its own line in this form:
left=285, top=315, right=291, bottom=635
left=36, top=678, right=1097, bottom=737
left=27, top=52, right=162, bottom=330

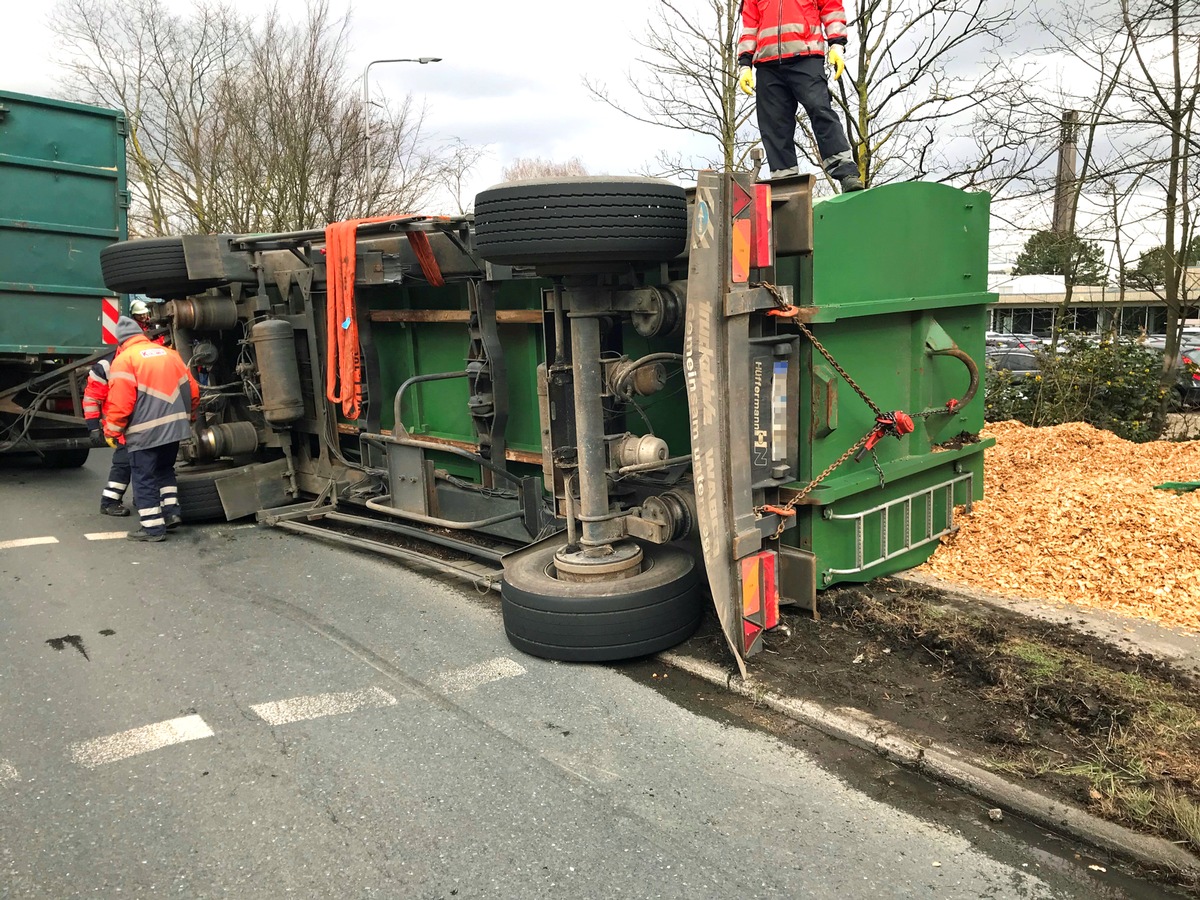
left=215, top=458, right=293, bottom=520
left=684, top=171, right=790, bottom=676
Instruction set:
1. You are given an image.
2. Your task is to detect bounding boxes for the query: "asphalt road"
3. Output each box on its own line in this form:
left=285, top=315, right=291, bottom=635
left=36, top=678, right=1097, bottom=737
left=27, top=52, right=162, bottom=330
left=0, top=451, right=1179, bottom=898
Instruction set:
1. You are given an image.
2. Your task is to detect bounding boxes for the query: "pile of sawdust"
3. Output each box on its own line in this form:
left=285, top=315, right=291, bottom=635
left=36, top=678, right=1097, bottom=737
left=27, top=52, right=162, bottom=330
left=921, top=420, right=1200, bottom=632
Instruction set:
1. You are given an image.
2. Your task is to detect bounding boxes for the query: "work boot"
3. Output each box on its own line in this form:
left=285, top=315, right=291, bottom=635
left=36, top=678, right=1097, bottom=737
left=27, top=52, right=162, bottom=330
left=126, top=527, right=166, bottom=543
left=165, top=512, right=182, bottom=530
left=839, top=173, right=865, bottom=193
left=770, top=166, right=800, bottom=180
left=100, top=502, right=130, bottom=517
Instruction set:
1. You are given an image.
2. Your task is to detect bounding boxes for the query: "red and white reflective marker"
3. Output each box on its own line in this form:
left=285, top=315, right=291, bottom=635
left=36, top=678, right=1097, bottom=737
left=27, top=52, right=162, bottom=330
left=101, top=297, right=119, bottom=344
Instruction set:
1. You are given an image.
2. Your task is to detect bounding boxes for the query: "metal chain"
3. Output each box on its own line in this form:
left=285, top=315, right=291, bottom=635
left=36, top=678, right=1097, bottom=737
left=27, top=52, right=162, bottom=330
left=749, top=281, right=897, bottom=538
left=871, top=449, right=887, bottom=487
left=759, top=430, right=873, bottom=539
left=751, top=282, right=882, bottom=417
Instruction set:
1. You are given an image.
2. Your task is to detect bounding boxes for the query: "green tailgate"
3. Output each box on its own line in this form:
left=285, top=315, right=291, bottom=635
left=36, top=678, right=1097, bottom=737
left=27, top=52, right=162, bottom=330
left=0, top=90, right=127, bottom=354
left=780, top=182, right=995, bottom=587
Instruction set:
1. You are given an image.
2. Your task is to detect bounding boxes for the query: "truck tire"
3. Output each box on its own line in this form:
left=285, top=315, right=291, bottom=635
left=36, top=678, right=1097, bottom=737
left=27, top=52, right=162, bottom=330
left=100, top=237, right=222, bottom=299
left=41, top=448, right=89, bottom=468
left=501, top=540, right=703, bottom=662
left=473, top=177, right=687, bottom=267
left=174, top=461, right=242, bottom=523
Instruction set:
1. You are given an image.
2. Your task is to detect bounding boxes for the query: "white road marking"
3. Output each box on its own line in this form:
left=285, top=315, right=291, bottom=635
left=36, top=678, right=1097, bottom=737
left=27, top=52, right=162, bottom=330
left=250, top=686, right=397, bottom=726
left=0, top=760, right=18, bottom=784
left=435, top=657, right=526, bottom=694
left=0, top=536, right=58, bottom=551
left=71, top=715, right=215, bottom=769
left=84, top=531, right=127, bottom=541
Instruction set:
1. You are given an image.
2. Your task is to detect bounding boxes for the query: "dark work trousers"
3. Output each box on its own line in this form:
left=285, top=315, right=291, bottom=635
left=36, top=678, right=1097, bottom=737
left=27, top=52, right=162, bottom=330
left=101, top=442, right=131, bottom=508
left=128, top=441, right=180, bottom=536
left=755, top=56, right=857, bottom=178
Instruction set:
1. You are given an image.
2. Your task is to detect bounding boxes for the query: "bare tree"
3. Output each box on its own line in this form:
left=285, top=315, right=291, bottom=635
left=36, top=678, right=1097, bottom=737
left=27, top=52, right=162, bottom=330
left=1113, top=0, right=1200, bottom=370
left=1014, top=0, right=1200, bottom=413
left=501, top=157, right=589, bottom=181
left=584, top=0, right=756, bottom=179
left=436, top=139, right=488, bottom=214
left=1006, top=4, right=1137, bottom=343
left=51, top=0, right=460, bottom=234
left=825, top=0, right=1037, bottom=191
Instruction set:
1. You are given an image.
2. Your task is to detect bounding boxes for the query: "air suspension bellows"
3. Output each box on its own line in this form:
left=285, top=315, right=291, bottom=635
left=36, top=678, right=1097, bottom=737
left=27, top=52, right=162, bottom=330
left=249, top=318, right=304, bottom=426
left=170, top=296, right=239, bottom=331
left=197, top=421, right=259, bottom=459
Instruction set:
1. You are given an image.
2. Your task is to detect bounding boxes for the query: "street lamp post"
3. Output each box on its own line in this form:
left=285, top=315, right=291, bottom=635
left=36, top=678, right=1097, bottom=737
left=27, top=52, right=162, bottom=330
left=362, top=56, right=442, bottom=212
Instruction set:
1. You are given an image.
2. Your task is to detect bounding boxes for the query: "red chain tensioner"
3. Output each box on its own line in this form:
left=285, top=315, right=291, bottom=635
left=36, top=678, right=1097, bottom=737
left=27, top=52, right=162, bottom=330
left=766, top=305, right=801, bottom=319
left=854, top=411, right=915, bottom=462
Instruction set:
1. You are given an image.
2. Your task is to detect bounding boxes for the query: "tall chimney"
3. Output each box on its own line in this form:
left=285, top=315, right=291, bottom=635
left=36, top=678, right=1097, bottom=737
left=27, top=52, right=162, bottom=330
left=1052, top=110, right=1079, bottom=235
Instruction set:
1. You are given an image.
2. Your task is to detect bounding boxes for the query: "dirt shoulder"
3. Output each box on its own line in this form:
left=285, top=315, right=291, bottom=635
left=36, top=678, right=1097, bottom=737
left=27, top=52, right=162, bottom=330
left=678, top=578, right=1200, bottom=879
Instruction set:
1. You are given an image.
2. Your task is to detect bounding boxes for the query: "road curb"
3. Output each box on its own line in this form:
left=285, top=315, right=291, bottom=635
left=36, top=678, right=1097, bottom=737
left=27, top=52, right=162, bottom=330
left=658, top=650, right=1200, bottom=880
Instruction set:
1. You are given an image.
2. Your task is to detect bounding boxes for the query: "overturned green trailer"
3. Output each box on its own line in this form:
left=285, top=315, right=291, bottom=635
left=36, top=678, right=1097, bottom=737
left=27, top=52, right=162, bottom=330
left=98, top=173, right=992, bottom=670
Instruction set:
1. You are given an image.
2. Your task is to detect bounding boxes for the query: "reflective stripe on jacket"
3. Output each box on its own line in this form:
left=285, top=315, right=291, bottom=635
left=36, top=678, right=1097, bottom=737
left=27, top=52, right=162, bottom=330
left=737, top=0, right=848, bottom=66
left=82, top=331, right=164, bottom=422
left=103, top=335, right=200, bottom=451
left=82, top=354, right=115, bottom=422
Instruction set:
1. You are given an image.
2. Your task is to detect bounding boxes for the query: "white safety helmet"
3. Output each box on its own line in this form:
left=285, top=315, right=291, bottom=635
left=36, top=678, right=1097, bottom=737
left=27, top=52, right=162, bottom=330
left=129, top=298, right=151, bottom=316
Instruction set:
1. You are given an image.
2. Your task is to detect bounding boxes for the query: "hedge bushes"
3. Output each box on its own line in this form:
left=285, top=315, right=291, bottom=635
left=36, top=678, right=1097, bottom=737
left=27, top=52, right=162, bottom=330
left=984, top=336, right=1179, bottom=443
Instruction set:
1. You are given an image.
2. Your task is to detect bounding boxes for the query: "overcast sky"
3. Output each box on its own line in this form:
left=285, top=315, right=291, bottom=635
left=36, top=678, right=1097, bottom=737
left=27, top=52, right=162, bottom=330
left=0, top=1, right=691, bottom=205
left=0, top=0, right=1175, bottom=269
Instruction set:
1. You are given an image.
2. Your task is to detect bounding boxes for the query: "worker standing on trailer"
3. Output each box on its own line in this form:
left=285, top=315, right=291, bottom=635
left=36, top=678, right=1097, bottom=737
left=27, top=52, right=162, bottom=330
left=102, top=316, right=200, bottom=542
left=736, top=0, right=865, bottom=192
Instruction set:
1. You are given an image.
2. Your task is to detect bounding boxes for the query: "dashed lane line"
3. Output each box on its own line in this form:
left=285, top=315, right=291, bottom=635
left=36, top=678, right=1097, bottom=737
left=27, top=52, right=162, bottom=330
left=71, top=715, right=215, bottom=769
left=84, top=531, right=128, bottom=541
left=0, top=536, right=59, bottom=551
left=434, top=657, right=527, bottom=694
left=250, top=686, right=398, bottom=726
left=0, top=760, right=18, bottom=784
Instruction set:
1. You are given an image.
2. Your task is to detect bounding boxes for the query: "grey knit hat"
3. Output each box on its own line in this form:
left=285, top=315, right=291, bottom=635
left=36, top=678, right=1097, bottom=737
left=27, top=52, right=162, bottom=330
left=115, top=315, right=142, bottom=344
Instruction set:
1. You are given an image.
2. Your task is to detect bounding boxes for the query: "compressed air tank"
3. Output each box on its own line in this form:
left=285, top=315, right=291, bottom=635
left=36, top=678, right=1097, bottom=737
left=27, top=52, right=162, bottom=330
left=249, top=318, right=304, bottom=426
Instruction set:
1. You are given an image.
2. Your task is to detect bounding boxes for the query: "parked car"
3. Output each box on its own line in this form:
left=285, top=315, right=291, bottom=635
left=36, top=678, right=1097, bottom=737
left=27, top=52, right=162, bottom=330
left=985, top=348, right=1040, bottom=379
left=1175, top=348, right=1200, bottom=408
left=985, top=331, right=1042, bottom=350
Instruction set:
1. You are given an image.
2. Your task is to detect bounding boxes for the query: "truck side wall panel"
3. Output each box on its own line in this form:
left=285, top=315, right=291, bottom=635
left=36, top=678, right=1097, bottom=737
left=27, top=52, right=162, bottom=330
left=0, top=90, right=127, bottom=354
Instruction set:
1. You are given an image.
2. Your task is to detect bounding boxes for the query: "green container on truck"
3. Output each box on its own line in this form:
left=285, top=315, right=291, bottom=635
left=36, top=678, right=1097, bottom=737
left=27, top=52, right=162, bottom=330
left=0, top=89, right=128, bottom=466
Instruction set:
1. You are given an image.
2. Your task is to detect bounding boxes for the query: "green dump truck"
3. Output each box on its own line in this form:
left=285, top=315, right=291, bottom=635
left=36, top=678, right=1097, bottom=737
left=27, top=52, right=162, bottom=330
left=97, top=172, right=992, bottom=670
left=0, top=90, right=128, bottom=466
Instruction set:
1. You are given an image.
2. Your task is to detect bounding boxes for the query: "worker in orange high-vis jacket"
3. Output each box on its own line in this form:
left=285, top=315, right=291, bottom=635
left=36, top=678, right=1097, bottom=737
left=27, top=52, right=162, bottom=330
left=83, top=350, right=132, bottom=516
left=102, top=316, right=200, bottom=542
left=736, top=0, right=864, bottom=192
left=82, top=305, right=162, bottom=517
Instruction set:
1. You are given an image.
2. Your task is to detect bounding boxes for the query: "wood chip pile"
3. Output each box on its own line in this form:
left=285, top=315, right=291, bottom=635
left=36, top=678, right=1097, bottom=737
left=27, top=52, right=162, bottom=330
left=921, top=420, right=1200, bottom=632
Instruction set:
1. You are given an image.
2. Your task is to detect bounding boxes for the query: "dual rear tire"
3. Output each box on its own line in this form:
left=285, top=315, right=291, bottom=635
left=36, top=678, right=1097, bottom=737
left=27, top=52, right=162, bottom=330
left=501, top=541, right=703, bottom=663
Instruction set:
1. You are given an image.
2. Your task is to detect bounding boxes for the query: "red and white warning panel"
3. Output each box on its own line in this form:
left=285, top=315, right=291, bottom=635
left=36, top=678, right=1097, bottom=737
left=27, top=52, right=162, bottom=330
left=101, top=297, right=119, bottom=344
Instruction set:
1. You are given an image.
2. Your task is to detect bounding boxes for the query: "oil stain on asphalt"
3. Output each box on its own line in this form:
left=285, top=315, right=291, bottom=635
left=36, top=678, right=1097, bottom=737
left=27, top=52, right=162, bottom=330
left=45, top=634, right=89, bottom=660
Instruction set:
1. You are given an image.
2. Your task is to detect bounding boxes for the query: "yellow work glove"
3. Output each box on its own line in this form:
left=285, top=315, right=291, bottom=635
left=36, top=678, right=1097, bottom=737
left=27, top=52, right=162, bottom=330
left=105, top=435, right=119, bottom=449
left=738, top=65, right=755, bottom=96
left=827, top=45, right=846, bottom=81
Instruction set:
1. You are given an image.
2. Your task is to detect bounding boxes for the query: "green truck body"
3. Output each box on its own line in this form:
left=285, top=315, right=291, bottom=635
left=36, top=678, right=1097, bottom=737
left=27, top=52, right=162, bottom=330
left=0, top=90, right=128, bottom=462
